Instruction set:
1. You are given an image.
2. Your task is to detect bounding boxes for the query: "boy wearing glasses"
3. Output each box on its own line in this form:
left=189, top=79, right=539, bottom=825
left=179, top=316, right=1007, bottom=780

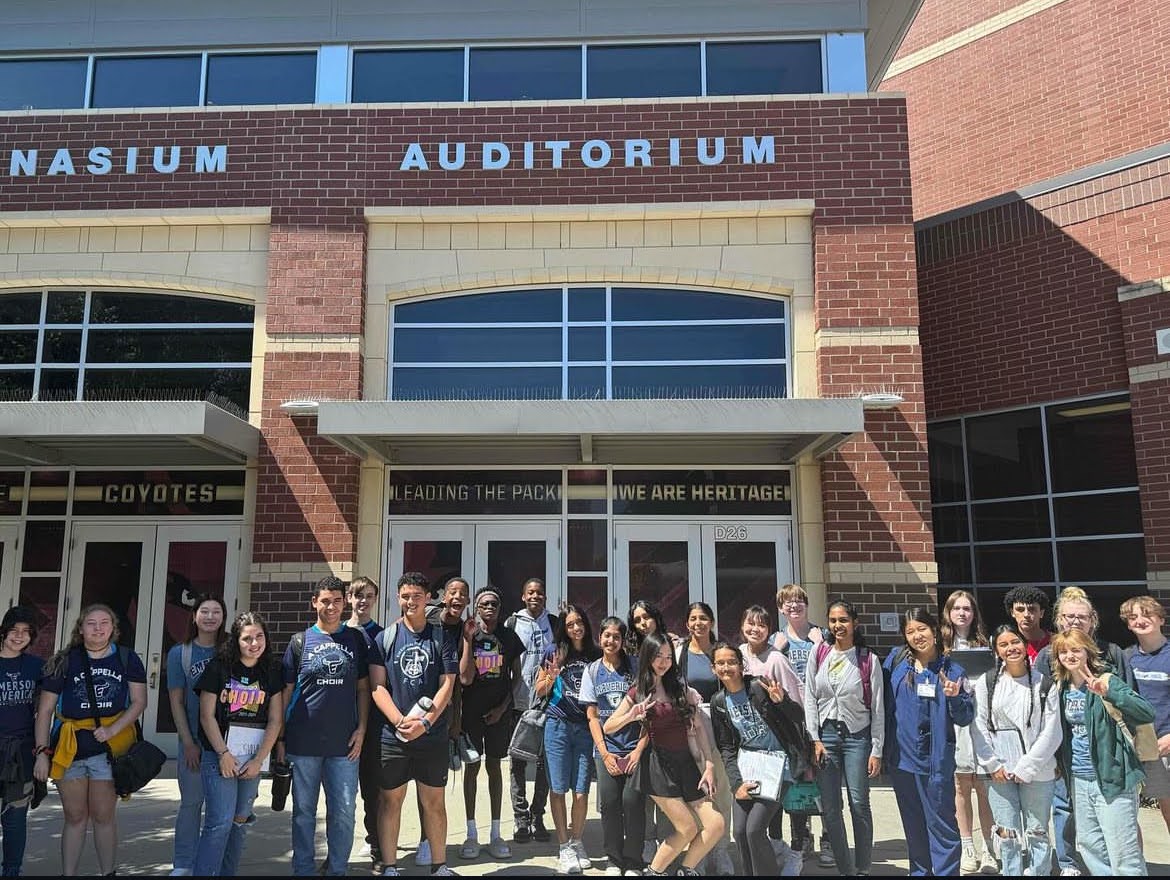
left=457, top=587, right=524, bottom=860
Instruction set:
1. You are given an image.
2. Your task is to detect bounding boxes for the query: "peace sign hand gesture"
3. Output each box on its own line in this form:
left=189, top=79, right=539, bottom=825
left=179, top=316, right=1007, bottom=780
left=759, top=675, right=785, bottom=704
left=1085, top=672, right=1109, bottom=697
left=938, top=669, right=961, bottom=698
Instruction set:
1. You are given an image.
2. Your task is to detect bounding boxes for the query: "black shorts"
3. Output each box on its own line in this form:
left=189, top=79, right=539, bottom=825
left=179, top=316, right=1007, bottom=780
left=379, top=734, right=449, bottom=790
left=461, top=712, right=514, bottom=760
left=635, top=747, right=703, bottom=802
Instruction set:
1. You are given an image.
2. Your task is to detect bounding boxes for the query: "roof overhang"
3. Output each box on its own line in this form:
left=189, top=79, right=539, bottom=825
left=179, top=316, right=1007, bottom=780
left=0, top=401, right=258, bottom=467
left=866, top=0, right=925, bottom=89
left=317, top=398, right=863, bottom=466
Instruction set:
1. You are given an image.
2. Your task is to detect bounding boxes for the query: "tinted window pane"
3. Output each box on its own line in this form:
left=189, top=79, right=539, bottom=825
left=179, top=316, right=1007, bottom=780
left=612, top=363, right=786, bottom=398
left=91, top=55, right=201, bottom=108
left=1067, top=584, right=1143, bottom=648
left=568, top=328, right=605, bottom=361
left=22, top=520, right=65, bottom=572
left=469, top=47, right=580, bottom=101
left=706, top=40, right=822, bottom=96
left=613, top=288, right=782, bottom=321
left=352, top=49, right=464, bottom=102
left=395, top=290, right=562, bottom=324
left=971, top=499, right=1050, bottom=542
left=568, top=520, right=607, bottom=571
left=974, top=543, right=1054, bottom=584
left=568, top=288, right=606, bottom=321
left=965, top=408, right=1046, bottom=499
left=46, top=292, right=85, bottom=324
left=1046, top=398, right=1137, bottom=492
left=392, top=326, right=561, bottom=364
left=568, top=367, right=605, bottom=399
left=613, top=323, right=784, bottom=361
left=931, top=505, right=968, bottom=543
left=43, top=331, right=82, bottom=363
left=0, top=58, right=87, bottom=110
left=90, top=293, right=252, bottom=324
left=928, top=421, right=966, bottom=503
left=392, top=366, right=561, bottom=400
left=0, top=332, right=38, bottom=364
left=206, top=53, right=316, bottom=106
left=38, top=370, right=79, bottom=399
left=0, top=294, right=43, bottom=325
left=935, top=547, right=972, bottom=585
left=1057, top=538, right=1145, bottom=583
left=83, top=368, right=250, bottom=411
left=1054, top=492, right=1143, bottom=536
left=87, top=329, right=252, bottom=364
left=0, top=371, right=34, bottom=399
left=587, top=44, right=700, bottom=98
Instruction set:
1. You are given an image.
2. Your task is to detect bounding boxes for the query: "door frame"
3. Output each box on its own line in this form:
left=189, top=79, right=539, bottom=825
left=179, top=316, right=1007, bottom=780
left=698, top=521, right=794, bottom=608
left=0, top=523, right=19, bottom=610
left=613, top=521, right=703, bottom=620
left=385, top=522, right=474, bottom=623
left=472, top=521, right=563, bottom=612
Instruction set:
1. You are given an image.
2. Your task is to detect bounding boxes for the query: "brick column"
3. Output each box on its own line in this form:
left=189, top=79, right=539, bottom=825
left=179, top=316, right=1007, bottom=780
left=1119, top=278, right=1170, bottom=608
left=252, top=222, right=366, bottom=644
left=814, top=223, right=935, bottom=650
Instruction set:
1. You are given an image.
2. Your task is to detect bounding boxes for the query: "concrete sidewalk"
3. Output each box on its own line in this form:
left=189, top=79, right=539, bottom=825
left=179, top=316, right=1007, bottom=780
left=22, top=761, right=1170, bottom=876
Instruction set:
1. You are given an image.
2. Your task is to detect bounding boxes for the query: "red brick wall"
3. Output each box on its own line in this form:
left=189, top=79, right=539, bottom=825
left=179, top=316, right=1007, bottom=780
left=885, top=0, right=1170, bottom=219
left=895, top=0, right=1023, bottom=57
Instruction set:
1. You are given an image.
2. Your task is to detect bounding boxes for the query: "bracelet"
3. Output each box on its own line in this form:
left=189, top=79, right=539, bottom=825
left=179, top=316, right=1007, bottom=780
left=34, top=745, right=52, bottom=757
left=217, top=748, right=230, bottom=757
left=421, top=717, right=432, bottom=732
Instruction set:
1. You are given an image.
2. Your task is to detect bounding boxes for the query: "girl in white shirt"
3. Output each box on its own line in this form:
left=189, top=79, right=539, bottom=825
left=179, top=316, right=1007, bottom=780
left=970, top=624, right=1062, bottom=877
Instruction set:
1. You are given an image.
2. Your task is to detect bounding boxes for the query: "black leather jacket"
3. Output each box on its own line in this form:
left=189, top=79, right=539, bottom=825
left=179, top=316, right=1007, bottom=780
left=710, top=674, right=816, bottom=793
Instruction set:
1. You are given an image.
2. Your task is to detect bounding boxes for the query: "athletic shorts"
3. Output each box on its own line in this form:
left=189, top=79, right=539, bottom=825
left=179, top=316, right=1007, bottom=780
left=462, top=712, right=514, bottom=761
left=379, top=734, right=448, bottom=790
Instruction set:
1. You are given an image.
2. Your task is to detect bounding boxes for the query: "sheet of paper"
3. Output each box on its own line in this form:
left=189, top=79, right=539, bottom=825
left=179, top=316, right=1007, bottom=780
left=225, top=725, right=270, bottom=773
left=736, top=749, right=787, bottom=801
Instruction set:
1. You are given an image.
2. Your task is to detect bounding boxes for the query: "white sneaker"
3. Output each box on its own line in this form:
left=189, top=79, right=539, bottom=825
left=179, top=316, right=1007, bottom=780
left=416, top=840, right=432, bottom=867
left=571, top=839, right=592, bottom=870
left=488, top=837, right=512, bottom=859
left=817, top=836, right=835, bottom=868
left=961, top=845, right=979, bottom=874
left=642, top=839, right=658, bottom=866
left=559, top=844, right=584, bottom=875
left=605, top=866, right=624, bottom=877
left=459, top=838, right=481, bottom=859
left=978, top=850, right=998, bottom=875
left=432, top=866, right=459, bottom=877
left=623, top=871, right=644, bottom=877
left=1060, top=869, right=1082, bottom=877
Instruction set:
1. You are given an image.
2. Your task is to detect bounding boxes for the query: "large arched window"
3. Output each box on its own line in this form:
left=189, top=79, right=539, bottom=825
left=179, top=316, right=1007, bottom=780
left=389, top=286, right=788, bottom=401
left=0, top=289, right=254, bottom=413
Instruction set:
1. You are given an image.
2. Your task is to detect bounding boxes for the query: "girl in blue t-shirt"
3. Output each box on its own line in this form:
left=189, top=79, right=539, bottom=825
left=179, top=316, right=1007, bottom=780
left=34, top=603, right=147, bottom=877
left=581, top=616, right=647, bottom=875
left=0, top=606, right=44, bottom=877
left=535, top=604, right=601, bottom=876
left=166, top=594, right=226, bottom=876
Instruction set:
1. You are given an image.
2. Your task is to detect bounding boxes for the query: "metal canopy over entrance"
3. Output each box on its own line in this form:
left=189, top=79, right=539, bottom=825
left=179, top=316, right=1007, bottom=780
left=0, top=401, right=259, bottom=467
left=317, top=398, right=863, bottom=465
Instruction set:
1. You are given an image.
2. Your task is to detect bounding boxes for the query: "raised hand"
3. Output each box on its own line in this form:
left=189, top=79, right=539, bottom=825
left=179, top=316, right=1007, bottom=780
left=939, top=669, right=961, bottom=698
left=759, top=675, right=785, bottom=704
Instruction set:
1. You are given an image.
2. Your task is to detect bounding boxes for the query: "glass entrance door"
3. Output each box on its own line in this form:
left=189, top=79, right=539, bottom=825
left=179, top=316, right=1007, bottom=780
left=386, top=522, right=562, bottom=624
left=615, top=522, right=793, bottom=641
left=65, top=523, right=240, bottom=755
left=0, top=524, right=17, bottom=609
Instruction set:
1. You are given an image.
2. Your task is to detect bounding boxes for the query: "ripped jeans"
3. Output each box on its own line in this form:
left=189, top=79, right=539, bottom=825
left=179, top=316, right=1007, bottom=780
left=986, top=777, right=1054, bottom=876
left=194, top=752, right=262, bottom=876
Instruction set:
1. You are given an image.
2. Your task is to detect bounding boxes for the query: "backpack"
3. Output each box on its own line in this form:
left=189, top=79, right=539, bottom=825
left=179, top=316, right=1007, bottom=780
left=814, top=641, right=874, bottom=710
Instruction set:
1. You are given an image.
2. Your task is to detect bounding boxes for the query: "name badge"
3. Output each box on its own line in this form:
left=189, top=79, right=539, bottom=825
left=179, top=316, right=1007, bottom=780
left=916, top=682, right=937, bottom=699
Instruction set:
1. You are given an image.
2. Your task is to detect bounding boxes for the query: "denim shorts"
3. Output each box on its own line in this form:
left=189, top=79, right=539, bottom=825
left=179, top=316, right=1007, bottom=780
left=544, top=716, right=595, bottom=795
left=62, top=752, right=114, bottom=781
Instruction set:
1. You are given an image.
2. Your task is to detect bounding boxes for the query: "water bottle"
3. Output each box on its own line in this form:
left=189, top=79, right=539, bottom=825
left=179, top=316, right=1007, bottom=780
left=395, top=696, right=435, bottom=741
left=270, top=760, right=292, bottom=811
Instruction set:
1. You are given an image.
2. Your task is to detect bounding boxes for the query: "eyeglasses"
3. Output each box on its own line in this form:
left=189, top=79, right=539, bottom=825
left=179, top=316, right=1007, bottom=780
left=782, top=601, right=807, bottom=609
left=1061, top=613, right=1091, bottom=622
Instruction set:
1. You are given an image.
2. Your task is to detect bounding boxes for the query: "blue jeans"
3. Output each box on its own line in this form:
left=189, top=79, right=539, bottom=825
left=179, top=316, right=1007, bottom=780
left=172, top=751, right=205, bottom=871
left=1070, top=777, right=1147, bottom=876
left=288, top=753, right=359, bottom=876
left=193, top=752, right=260, bottom=876
left=816, top=721, right=873, bottom=875
left=1, top=803, right=28, bottom=876
left=544, top=717, right=594, bottom=795
left=986, top=778, right=1054, bottom=876
left=1050, top=775, right=1081, bottom=872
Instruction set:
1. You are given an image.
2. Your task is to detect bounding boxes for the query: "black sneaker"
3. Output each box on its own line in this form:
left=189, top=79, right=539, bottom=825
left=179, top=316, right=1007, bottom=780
left=532, top=819, right=551, bottom=842
left=513, top=821, right=532, bottom=843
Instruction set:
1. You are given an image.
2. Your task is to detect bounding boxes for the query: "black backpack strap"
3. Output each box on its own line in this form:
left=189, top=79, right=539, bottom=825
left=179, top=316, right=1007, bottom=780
left=78, top=649, right=114, bottom=764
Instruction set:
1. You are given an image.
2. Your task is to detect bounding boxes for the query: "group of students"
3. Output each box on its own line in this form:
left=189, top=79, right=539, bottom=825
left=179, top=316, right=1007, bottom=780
left=0, top=576, right=1167, bottom=877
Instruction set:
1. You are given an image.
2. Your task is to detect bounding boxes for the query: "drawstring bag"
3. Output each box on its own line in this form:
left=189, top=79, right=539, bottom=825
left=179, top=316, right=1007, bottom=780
left=508, top=697, right=549, bottom=763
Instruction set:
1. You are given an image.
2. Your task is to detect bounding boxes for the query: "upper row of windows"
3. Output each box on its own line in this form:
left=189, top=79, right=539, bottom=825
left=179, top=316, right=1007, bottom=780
left=0, top=40, right=823, bottom=111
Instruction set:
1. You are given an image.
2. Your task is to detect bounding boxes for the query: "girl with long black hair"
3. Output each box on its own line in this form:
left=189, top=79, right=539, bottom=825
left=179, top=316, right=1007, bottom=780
left=605, top=631, right=724, bottom=878
left=969, top=624, right=1061, bottom=876
left=534, top=603, right=601, bottom=875
left=192, top=611, right=284, bottom=876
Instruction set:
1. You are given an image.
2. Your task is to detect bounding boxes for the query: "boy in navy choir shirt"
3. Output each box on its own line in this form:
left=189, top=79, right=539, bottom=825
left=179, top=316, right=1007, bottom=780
left=279, top=576, right=372, bottom=877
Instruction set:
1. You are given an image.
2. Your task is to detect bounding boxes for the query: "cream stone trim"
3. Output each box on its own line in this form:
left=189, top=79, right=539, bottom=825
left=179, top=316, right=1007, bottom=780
left=266, top=333, right=363, bottom=354
left=885, top=0, right=1070, bottom=79
left=0, top=271, right=262, bottom=299
left=825, top=560, right=939, bottom=585
left=1129, top=363, right=1170, bottom=384
left=795, top=461, right=827, bottom=621
left=0, top=208, right=270, bottom=227
left=1149, top=570, right=1170, bottom=585
left=1118, top=277, right=1170, bottom=302
left=366, top=200, right=815, bottom=225
left=815, top=326, right=920, bottom=347
left=249, top=561, right=353, bottom=583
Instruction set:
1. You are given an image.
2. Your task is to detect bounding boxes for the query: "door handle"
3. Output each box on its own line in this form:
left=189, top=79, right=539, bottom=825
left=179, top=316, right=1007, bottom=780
left=148, top=652, right=161, bottom=689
